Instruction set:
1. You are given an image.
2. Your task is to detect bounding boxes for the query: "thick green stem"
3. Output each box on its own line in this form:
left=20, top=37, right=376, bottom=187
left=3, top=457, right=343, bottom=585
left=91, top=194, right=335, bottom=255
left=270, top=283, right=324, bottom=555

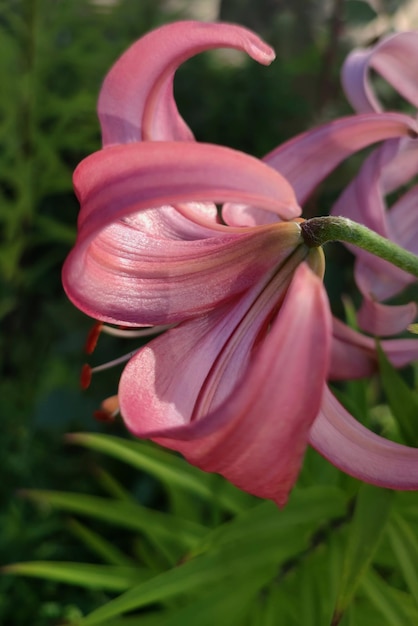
left=301, top=216, right=418, bottom=279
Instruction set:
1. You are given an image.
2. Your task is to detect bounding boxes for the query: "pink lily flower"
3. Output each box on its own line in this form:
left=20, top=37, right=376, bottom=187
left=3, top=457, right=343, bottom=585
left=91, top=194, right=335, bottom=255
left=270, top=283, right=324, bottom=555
left=63, top=22, right=418, bottom=505
left=332, top=32, right=418, bottom=335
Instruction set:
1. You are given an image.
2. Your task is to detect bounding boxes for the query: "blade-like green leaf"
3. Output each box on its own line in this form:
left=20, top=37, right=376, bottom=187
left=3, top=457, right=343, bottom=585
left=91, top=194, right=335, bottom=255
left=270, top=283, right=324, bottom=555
left=68, top=530, right=303, bottom=626
left=108, top=577, right=267, bottom=626
left=199, top=485, right=348, bottom=554
left=387, top=513, right=418, bottom=606
left=68, top=519, right=135, bottom=567
left=67, top=433, right=252, bottom=513
left=69, top=486, right=348, bottom=625
left=22, top=490, right=206, bottom=550
left=93, top=466, right=134, bottom=503
left=362, top=568, right=418, bottom=626
left=378, top=344, right=418, bottom=445
left=3, top=562, right=149, bottom=591
left=333, top=484, right=393, bottom=623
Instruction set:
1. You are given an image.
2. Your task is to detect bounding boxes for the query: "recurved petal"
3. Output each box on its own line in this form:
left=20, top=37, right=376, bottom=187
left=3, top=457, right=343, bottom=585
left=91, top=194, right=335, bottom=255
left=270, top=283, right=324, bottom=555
left=331, top=138, right=418, bottom=301
left=309, top=387, right=418, bottom=490
left=354, top=255, right=415, bottom=302
left=263, top=113, right=418, bottom=205
left=387, top=184, right=418, bottom=256
left=381, top=137, right=418, bottom=195
left=342, top=31, right=418, bottom=114
left=331, top=140, right=397, bottom=237
left=98, top=20, right=275, bottom=145
left=63, top=142, right=301, bottom=325
left=330, top=317, right=418, bottom=380
left=119, top=263, right=331, bottom=506
left=357, top=297, right=417, bottom=337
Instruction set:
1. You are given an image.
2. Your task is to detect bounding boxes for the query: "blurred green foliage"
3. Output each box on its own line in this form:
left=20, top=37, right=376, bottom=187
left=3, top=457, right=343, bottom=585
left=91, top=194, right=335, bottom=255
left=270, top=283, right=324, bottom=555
left=0, top=0, right=417, bottom=624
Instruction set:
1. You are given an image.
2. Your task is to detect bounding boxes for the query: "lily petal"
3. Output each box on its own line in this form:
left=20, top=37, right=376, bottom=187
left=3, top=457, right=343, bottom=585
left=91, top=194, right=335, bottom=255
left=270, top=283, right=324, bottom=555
left=331, top=139, right=397, bottom=238
left=262, top=113, right=418, bottom=205
left=119, top=264, right=331, bottom=506
left=310, top=387, right=418, bottom=490
left=98, top=21, right=275, bottom=146
left=381, top=137, right=418, bottom=194
left=357, top=297, right=417, bottom=337
left=62, top=142, right=301, bottom=325
left=387, top=184, right=418, bottom=256
left=354, top=255, right=415, bottom=302
left=331, top=137, right=418, bottom=301
left=342, top=31, right=418, bottom=114
left=330, top=318, right=418, bottom=380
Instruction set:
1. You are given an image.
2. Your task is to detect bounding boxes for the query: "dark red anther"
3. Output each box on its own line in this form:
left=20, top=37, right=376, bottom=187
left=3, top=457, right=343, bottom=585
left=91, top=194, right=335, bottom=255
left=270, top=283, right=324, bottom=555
left=93, top=409, right=116, bottom=423
left=85, top=322, right=103, bottom=354
left=80, top=364, right=92, bottom=390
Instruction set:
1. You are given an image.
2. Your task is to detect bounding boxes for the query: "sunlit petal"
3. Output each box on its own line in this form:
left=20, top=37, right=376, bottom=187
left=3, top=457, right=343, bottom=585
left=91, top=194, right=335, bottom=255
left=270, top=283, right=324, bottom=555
left=63, top=142, right=301, bottom=325
left=119, top=264, right=330, bottom=506
left=98, top=21, right=275, bottom=145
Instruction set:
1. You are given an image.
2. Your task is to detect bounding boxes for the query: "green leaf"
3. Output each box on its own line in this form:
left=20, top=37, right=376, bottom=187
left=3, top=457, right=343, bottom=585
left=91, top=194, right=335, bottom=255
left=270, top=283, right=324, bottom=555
left=93, top=466, right=134, bottom=502
left=67, top=531, right=301, bottom=626
left=22, top=490, right=206, bottom=551
left=67, top=433, right=252, bottom=513
left=108, top=577, right=266, bottom=626
left=195, top=485, right=347, bottom=557
left=333, top=484, right=394, bottom=623
left=68, top=519, right=135, bottom=567
left=387, top=513, right=418, bottom=606
left=361, top=568, right=418, bottom=626
left=378, top=344, right=418, bottom=445
left=2, top=562, right=149, bottom=591
left=68, top=486, right=348, bottom=625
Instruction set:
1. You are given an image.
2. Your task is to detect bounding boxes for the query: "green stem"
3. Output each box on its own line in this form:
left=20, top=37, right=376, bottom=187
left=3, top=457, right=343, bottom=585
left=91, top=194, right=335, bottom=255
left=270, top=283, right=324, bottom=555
left=301, top=216, right=418, bottom=279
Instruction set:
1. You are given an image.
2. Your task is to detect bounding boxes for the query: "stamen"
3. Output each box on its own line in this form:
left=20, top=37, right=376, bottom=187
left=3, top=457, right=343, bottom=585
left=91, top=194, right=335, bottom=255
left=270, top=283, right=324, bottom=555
left=90, top=350, right=139, bottom=374
left=101, top=323, right=175, bottom=339
left=84, top=321, right=175, bottom=356
left=80, top=364, right=92, bottom=390
left=93, top=395, right=119, bottom=422
left=85, top=322, right=103, bottom=354
left=80, top=350, right=138, bottom=390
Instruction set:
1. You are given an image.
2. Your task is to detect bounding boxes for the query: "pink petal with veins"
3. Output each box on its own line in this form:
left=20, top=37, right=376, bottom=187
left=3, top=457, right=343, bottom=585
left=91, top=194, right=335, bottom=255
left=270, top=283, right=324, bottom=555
left=98, top=21, right=275, bottom=145
left=62, top=142, right=301, bottom=325
left=310, top=387, right=418, bottom=489
left=119, top=264, right=331, bottom=506
left=342, top=31, right=418, bottom=113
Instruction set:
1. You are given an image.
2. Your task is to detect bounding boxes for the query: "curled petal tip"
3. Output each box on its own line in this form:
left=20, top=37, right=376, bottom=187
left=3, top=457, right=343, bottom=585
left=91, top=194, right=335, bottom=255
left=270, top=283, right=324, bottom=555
left=98, top=20, right=276, bottom=144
